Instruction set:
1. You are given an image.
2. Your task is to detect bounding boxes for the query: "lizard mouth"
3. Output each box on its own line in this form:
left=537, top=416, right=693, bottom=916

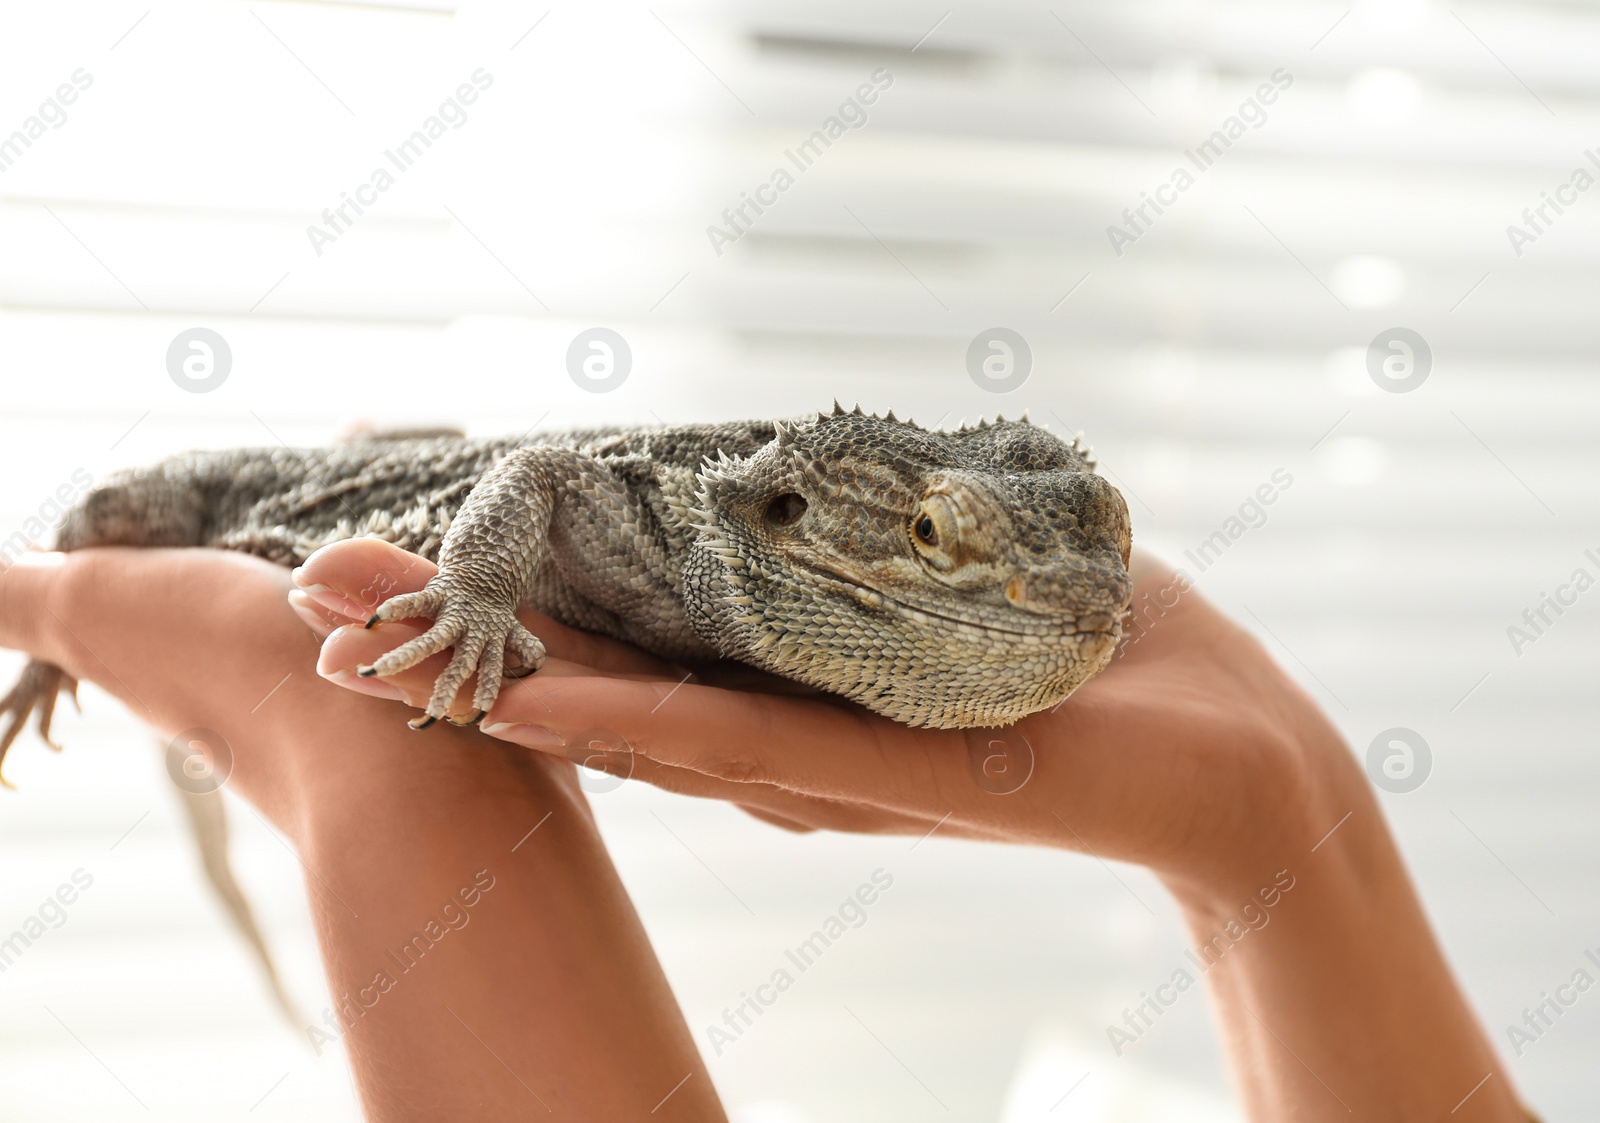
left=810, top=562, right=1113, bottom=640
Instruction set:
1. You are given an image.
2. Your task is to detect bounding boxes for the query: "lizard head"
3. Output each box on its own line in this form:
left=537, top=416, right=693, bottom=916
left=684, top=406, right=1133, bottom=728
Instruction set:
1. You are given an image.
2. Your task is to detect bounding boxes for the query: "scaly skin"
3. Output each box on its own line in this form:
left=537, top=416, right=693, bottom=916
left=0, top=404, right=1132, bottom=767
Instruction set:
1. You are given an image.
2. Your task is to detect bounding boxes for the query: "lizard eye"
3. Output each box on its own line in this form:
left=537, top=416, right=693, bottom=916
left=910, top=496, right=959, bottom=568
left=765, top=492, right=808, bottom=527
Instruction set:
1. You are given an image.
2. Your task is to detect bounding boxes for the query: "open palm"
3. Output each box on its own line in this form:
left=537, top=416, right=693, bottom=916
left=304, top=537, right=1352, bottom=892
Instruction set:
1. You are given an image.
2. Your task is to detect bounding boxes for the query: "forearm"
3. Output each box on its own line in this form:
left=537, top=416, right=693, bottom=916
left=1163, top=737, right=1525, bottom=1122
left=285, top=718, right=726, bottom=1122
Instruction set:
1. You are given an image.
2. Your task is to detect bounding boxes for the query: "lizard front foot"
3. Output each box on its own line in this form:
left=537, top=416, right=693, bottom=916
left=358, top=576, right=547, bottom=727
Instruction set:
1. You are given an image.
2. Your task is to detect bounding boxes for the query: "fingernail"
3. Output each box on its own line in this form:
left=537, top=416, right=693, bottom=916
left=323, top=667, right=407, bottom=702
left=288, top=590, right=337, bottom=637
left=482, top=722, right=566, bottom=747
left=290, top=567, right=375, bottom=621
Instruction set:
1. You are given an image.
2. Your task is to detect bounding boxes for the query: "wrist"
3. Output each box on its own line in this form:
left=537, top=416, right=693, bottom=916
left=1157, top=711, right=1369, bottom=922
left=1154, top=732, right=1528, bottom=1120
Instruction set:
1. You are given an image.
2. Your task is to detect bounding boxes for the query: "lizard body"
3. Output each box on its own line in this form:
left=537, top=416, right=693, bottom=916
left=1, top=405, right=1133, bottom=764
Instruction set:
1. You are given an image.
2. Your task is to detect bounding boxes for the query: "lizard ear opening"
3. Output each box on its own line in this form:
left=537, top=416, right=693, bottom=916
left=764, top=492, right=808, bottom=527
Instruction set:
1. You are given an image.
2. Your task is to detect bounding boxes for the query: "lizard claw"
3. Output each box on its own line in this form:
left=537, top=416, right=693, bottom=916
left=0, top=661, right=79, bottom=782
left=364, top=575, right=548, bottom=723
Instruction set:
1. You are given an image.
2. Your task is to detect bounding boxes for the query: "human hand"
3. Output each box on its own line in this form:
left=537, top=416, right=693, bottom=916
left=0, top=543, right=619, bottom=834
left=0, top=546, right=730, bottom=1122
left=305, top=536, right=1354, bottom=896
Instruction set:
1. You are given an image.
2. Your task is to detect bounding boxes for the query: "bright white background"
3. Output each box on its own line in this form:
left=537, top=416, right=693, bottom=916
left=1, top=0, right=1597, bottom=1120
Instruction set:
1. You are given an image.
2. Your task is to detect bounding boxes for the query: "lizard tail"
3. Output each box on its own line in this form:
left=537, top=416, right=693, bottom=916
left=169, top=770, right=304, bottom=1031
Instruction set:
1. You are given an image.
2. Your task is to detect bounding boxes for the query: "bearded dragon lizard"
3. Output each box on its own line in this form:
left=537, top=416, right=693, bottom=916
left=2, top=404, right=1132, bottom=755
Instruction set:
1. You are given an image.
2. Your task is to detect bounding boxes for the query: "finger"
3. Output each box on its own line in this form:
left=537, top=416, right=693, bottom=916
left=633, top=760, right=996, bottom=838
left=686, top=661, right=829, bottom=698
left=287, top=589, right=344, bottom=640
left=291, top=537, right=434, bottom=622
left=573, top=749, right=949, bottom=837
left=317, top=618, right=474, bottom=716
left=476, top=670, right=975, bottom=817
left=295, top=537, right=680, bottom=677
